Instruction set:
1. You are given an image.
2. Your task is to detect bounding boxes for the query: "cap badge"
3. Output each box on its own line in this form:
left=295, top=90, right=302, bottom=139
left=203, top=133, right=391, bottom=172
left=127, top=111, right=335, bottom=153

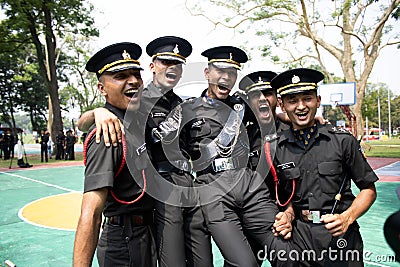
left=258, top=76, right=263, bottom=83
left=229, top=53, right=233, bottom=60
left=122, top=50, right=131, bottom=60
left=292, top=75, right=300, bottom=84
left=173, top=44, right=179, bottom=54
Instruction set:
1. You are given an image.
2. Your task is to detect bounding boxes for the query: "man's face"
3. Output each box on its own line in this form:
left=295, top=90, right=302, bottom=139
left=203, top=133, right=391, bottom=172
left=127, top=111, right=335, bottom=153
left=248, top=89, right=277, bottom=126
left=150, top=59, right=183, bottom=90
left=281, top=91, right=321, bottom=130
left=98, top=69, right=143, bottom=111
left=205, top=64, right=238, bottom=100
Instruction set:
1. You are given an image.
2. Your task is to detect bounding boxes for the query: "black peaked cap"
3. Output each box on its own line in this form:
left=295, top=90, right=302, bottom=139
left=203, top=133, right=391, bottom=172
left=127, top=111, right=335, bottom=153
left=201, top=46, right=248, bottom=69
left=86, top=42, right=142, bottom=77
left=146, top=36, right=192, bottom=63
left=239, top=71, right=277, bottom=93
left=271, top=68, right=324, bottom=96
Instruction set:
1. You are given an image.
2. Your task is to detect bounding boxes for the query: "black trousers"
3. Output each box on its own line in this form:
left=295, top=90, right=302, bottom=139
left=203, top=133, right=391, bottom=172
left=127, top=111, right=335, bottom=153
left=97, top=216, right=157, bottom=267
left=40, top=144, right=48, bottom=162
left=155, top=171, right=213, bottom=267
left=56, top=143, right=64, bottom=159
left=292, top=220, right=363, bottom=266
left=196, top=168, right=296, bottom=267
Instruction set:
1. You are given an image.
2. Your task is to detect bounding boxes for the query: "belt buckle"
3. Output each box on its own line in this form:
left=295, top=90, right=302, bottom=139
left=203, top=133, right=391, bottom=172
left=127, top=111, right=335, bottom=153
left=212, top=157, right=234, bottom=172
left=310, top=210, right=322, bottom=224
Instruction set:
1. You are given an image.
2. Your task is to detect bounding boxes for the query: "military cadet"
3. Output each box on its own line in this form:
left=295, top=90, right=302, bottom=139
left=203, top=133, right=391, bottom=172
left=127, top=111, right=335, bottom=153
left=0, top=131, right=3, bottom=159
left=40, top=130, right=49, bottom=162
left=271, top=68, right=378, bottom=266
left=65, top=129, right=76, bottom=160
left=238, top=71, right=294, bottom=265
left=55, top=130, right=65, bottom=160
left=73, top=42, right=157, bottom=267
left=77, top=36, right=213, bottom=267
left=152, top=46, right=296, bottom=266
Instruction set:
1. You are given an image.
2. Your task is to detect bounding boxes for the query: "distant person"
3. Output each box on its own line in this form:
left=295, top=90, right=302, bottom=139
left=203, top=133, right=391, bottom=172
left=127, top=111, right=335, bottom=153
left=56, top=130, right=66, bottom=160
left=9, top=131, right=15, bottom=159
left=47, top=136, right=53, bottom=159
left=40, top=130, right=49, bottom=162
left=0, top=131, right=4, bottom=159
left=3, top=130, right=11, bottom=160
left=65, top=130, right=76, bottom=160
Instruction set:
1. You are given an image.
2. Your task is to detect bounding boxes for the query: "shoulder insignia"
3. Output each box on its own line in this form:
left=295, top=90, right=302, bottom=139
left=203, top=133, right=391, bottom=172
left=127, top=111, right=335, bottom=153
left=191, top=118, right=205, bottom=128
left=330, top=125, right=352, bottom=135
left=182, top=97, right=196, bottom=104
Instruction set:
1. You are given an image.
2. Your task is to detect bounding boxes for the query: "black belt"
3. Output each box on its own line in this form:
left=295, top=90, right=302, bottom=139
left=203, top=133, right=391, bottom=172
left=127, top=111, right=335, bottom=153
left=196, top=156, right=246, bottom=176
left=154, top=160, right=192, bottom=174
left=104, top=213, right=153, bottom=226
left=296, top=209, right=331, bottom=224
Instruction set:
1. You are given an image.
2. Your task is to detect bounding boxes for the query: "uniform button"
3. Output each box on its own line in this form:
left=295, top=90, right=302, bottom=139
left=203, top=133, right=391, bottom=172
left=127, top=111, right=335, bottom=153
left=125, top=237, right=129, bottom=242
left=308, top=192, right=313, bottom=197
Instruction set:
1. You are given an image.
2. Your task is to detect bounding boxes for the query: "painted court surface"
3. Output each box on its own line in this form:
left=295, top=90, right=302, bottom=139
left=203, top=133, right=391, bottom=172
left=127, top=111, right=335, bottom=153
left=0, top=158, right=399, bottom=267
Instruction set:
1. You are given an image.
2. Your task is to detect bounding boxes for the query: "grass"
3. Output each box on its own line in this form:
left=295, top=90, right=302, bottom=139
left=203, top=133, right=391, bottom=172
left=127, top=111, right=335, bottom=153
left=362, top=138, right=400, bottom=158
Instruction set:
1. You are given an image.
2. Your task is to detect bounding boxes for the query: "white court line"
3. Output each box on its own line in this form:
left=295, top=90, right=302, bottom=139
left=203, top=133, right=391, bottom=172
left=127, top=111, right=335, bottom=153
left=375, top=160, right=400, bottom=172
left=0, top=171, right=77, bottom=193
left=364, top=261, right=390, bottom=267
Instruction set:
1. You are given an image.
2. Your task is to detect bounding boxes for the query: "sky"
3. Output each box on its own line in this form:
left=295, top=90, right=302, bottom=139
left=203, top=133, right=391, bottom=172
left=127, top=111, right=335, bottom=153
left=88, top=0, right=400, bottom=98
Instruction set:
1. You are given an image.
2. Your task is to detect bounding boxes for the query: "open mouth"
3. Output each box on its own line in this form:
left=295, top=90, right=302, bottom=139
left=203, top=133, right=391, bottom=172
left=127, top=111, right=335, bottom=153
left=296, top=111, right=309, bottom=120
left=166, top=72, right=177, bottom=80
left=217, top=83, right=230, bottom=93
left=259, top=102, right=270, bottom=113
left=124, top=88, right=139, bottom=98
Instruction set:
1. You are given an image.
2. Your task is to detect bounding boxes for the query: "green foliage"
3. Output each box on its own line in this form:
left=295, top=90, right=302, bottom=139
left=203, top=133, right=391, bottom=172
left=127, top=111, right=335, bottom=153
left=0, top=0, right=99, bottom=132
left=362, top=82, right=400, bottom=131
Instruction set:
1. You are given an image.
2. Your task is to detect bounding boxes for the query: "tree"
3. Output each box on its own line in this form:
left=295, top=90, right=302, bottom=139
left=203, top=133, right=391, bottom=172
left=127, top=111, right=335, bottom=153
left=0, top=0, right=98, bottom=146
left=363, top=82, right=400, bottom=134
left=186, top=0, right=400, bottom=136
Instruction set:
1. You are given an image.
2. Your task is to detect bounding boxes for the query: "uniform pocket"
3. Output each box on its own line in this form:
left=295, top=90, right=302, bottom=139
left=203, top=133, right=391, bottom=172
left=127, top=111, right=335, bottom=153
left=280, top=167, right=302, bottom=198
left=318, top=161, right=342, bottom=193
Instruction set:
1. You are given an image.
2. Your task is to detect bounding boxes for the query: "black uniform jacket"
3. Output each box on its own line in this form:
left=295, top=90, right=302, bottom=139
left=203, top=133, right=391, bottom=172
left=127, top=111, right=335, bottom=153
left=179, top=93, right=249, bottom=171
left=141, top=81, right=184, bottom=163
left=247, top=119, right=291, bottom=202
left=84, top=102, right=153, bottom=217
left=274, top=123, right=378, bottom=213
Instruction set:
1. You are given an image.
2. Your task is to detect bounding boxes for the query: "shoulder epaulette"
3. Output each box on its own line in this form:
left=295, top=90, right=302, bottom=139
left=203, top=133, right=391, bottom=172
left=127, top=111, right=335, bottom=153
left=329, top=125, right=352, bottom=135
left=181, top=97, right=196, bottom=105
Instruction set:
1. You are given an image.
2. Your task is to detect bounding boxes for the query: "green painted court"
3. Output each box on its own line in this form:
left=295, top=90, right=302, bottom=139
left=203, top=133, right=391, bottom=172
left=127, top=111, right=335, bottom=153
left=0, top=161, right=399, bottom=267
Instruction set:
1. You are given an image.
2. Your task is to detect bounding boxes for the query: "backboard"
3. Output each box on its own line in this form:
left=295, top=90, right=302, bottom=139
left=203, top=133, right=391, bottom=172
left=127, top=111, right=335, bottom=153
left=318, top=82, right=356, bottom=106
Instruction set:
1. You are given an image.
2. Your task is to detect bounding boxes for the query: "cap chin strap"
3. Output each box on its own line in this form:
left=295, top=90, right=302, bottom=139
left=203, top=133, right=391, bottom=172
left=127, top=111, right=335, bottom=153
left=263, top=141, right=295, bottom=207
left=84, top=128, right=146, bottom=205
